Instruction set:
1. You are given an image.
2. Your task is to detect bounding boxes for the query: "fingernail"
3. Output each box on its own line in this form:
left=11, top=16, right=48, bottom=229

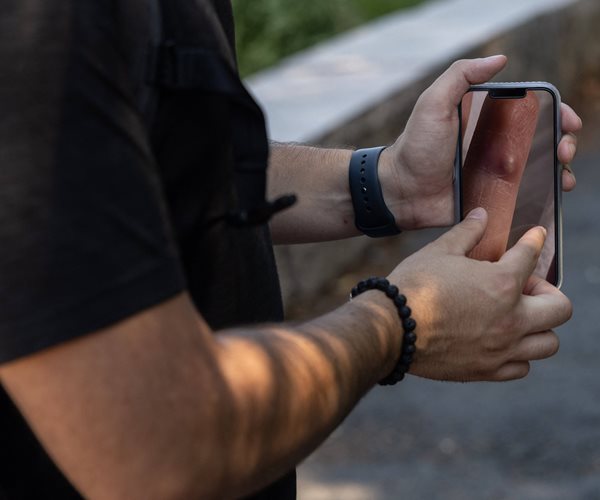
left=540, top=226, right=548, bottom=238
left=466, top=207, right=486, bottom=220
left=569, top=143, right=577, bottom=158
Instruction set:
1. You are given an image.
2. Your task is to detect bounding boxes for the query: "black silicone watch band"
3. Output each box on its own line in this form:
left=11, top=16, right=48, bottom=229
left=349, top=146, right=401, bottom=238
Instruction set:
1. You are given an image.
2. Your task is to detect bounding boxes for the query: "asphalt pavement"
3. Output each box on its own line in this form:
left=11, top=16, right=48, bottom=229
left=297, top=147, right=600, bottom=499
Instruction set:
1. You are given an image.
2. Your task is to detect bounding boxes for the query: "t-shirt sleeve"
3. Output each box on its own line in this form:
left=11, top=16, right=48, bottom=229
left=0, top=2, right=186, bottom=363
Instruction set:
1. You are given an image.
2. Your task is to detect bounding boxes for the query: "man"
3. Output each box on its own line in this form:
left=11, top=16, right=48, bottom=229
left=0, top=1, right=581, bottom=498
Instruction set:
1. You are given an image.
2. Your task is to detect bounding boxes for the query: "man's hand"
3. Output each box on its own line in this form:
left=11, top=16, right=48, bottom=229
left=379, top=56, right=583, bottom=230
left=386, top=207, right=572, bottom=381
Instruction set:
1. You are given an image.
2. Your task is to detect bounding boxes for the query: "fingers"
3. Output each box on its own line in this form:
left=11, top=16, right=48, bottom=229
left=512, top=331, right=560, bottom=361
left=562, top=165, right=577, bottom=192
left=523, top=273, right=557, bottom=296
left=422, top=55, right=508, bottom=115
left=559, top=103, right=581, bottom=191
left=519, top=281, right=573, bottom=332
left=498, top=226, right=546, bottom=287
left=561, top=102, right=583, bottom=133
left=492, top=332, right=559, bottom=380
left=559, top=132, right=578, bottom=164
left=493, top=362, right=530, bottom=381
left=436, top=208, right=488, bottom=255
left=492, top=331, right=561, bottom=381
left=559, top=132, right=578, bottom=191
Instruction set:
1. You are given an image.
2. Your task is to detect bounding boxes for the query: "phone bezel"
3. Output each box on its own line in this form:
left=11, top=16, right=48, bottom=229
left=454, top=82, right=563, bottom=288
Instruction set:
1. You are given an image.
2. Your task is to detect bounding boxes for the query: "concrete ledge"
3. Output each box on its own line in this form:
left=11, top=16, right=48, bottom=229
left=246, top=0, right=600, bottom=309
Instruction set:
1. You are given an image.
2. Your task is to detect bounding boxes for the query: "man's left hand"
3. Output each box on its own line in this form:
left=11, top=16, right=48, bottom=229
left=378, top=55, right=582, bottom=230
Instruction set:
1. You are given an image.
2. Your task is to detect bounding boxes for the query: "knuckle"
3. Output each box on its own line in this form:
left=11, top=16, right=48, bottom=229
left=467, top=359, right=495, bottom=380
left=497, top=313, right=522, bottom=336
left=450, top=59, right=469, bottom=72
left=481, top=329, right=513, bottom=357
left=491, top=270, right=520, bottom=300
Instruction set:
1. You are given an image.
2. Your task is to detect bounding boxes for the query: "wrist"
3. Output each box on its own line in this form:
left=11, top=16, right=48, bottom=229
left=348, top=289, right=405, bottom=382
left=351, top=278, right=417, bottom=384
left=377, top=146, right=419, bottom=231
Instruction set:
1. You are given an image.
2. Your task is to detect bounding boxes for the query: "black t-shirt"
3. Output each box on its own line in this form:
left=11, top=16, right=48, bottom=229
left=0, top=1, right=294, bottom=498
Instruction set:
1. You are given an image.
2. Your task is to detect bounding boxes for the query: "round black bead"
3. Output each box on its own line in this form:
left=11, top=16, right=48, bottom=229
left=395, top=363, right=410, bottom=374
left=401, top=354, right=413, bottom=365
left=404, top=344, right=416, bottom=355
left=393, top=295, right=407, bottom=308
left=375, top=281, right=387, bottom=292
left=353, top=277, right=416, bottom=386
left=403, top=318, right=417, bottom=332
left=403, top=331, right=417, bottom=344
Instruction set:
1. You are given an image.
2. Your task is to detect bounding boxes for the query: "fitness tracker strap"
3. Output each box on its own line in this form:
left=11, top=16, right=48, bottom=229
left=349, top=146, right=401, bottom=238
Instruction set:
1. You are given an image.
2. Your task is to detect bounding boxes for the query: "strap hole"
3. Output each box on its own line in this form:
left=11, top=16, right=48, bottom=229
left=360, top=168, right=365, bottom=174
left=366, top=206, right=372, bottom=212
left=364, top=196, right=369, bottom=202
left=362, top=154, right=367, bottom=158
left=360, top=177, right=366, bottom=183
left=361, top=187, right=367, bottom=193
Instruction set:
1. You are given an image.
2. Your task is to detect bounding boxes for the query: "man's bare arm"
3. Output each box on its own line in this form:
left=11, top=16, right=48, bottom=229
left=0, top=291, right=401, bottom=500
left=268, top=143, right=357, bottom=243
left=0, top=213, right=571, bottom=499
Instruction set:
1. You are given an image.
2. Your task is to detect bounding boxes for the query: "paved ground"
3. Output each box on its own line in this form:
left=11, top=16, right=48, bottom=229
left=296, top=142, right=600, bottom=497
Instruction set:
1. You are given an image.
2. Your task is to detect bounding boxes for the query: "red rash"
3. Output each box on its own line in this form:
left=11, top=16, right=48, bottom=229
left=462, top=92, right=540, bottom=261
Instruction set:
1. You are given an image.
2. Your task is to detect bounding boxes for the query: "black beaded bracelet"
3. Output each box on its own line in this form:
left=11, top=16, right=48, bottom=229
left=350, top=277, right=417, bottom=385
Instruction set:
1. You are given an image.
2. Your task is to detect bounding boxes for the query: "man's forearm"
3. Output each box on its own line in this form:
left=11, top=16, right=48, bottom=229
left=268, top=142, right=357, bottom=243
left=0, top=292, right=402, bottom=499
left=216, top=291, right=401, bottom=496
left=0, top=209, right=574, bottom=499
left=268, top=142, right=410, bottom=244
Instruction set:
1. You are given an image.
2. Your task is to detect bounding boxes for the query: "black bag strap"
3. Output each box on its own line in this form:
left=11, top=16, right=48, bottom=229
left=145, top=2, right=295, bottom=227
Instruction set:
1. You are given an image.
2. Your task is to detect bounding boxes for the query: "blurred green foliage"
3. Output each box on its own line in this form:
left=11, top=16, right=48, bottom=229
left=232, top=0, right=426, bottom=76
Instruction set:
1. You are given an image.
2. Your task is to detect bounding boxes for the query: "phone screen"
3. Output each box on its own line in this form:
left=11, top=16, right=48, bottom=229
left=458, top=87, right=561, bottom=286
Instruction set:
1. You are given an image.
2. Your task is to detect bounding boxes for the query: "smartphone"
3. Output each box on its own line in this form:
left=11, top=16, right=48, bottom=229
left=455, top=82, right=563, bottom=287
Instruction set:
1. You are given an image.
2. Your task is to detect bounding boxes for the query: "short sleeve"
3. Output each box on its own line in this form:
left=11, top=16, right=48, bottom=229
left=0, top=1, right=186, bottom=362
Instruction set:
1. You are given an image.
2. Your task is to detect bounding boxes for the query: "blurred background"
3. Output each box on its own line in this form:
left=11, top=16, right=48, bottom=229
left=232, top=0, right=427, bottom=77
left=235, top=0, right=600, bottom=498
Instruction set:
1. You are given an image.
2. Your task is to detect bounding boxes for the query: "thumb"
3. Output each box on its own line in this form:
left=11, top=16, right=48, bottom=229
left=421, top=55, right=508, bottom=114
left=435, top=208, right=488, bottom=255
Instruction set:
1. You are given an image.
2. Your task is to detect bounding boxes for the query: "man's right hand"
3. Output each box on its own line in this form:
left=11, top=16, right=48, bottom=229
left=387, top=207, right=572, bottom=382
